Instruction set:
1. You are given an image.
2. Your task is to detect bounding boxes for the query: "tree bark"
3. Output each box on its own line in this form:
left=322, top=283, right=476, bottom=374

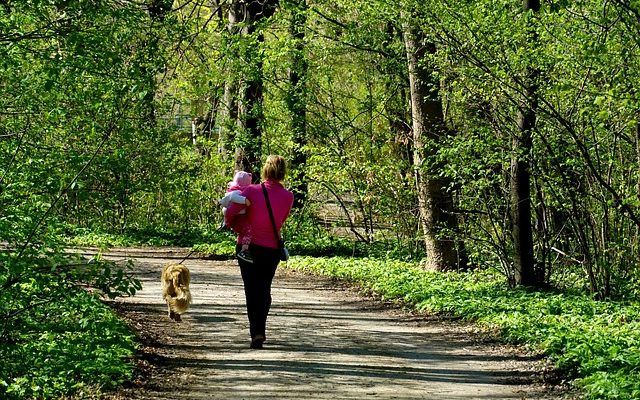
left=217, top=0, right=243, bottom=160
left=636, top=122, right=640, bottom=251
left=382, top=22, right=413, bottom=186
left=285, top=0, right=308, bottom=208
left=235, top=55, right=264, bottom=176
left=217, top=81, right=237, bottom=158
left=402, top=17, right=467, bottom=271
left=230, top=0, right=279, bottom=176
left=511, top=0, right=541, bottom=286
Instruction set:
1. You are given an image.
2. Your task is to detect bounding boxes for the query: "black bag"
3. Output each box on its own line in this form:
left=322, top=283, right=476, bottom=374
left=278, top=239, right=290, bottom=262
left=262, top=183, right=289, bottom=262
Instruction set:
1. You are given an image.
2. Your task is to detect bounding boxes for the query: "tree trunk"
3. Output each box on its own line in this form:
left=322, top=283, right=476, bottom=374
left=230, top=0, right=279, bottom=176
left=217, top=0, right=243, bottom=160
left=511, top=0, right=541, bottom=286
left=402, top=16, right=467, bottom=271
left=382, top=22, right=413, bottom=186
left=636, top=122, right=640, bottom=247
left=235, top=60, right=264, bottom=176
left=285, top=0, right=308, bottom=208
left=218, top=82, right=237, bottom=158
left=142, top=0, right=171, bottom=128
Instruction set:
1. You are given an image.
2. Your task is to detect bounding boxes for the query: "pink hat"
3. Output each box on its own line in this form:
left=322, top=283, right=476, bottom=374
left=229, top=171, right=252, bottom=190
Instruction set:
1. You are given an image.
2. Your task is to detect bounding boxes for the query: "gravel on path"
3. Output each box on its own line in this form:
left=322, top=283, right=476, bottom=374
left=97, top=250, right=567, bottom=400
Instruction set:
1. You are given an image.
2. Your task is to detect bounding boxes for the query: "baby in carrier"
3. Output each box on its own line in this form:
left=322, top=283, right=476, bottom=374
left=219, top=171, right=253, bottom=263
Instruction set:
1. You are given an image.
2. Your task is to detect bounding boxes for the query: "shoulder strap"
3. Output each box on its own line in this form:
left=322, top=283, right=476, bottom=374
left=261, top=183, right=283, bottom=249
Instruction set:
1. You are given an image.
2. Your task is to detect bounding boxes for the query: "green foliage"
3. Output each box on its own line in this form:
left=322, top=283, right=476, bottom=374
left=0, top=2, right=156, bottom=395
left=422, top=0, right=640, bottom=293
left=0, top=239, right=141, bottom=399
left=284, top=211, right=356, bottom=257
left=192, top=241, right=236, bottom=259
left=287, top=256, right=640, bottom=399
left=4, top=0, right=640, bottom=397
left=63, top=213, right=425, bottom=262
left=0, top=279, right=137, bottom=399
left=63, top=224, right=230, bottom=248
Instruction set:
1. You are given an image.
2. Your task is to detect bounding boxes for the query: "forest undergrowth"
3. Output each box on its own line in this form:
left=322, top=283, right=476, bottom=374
left=2, top=224, right=637, bottom=399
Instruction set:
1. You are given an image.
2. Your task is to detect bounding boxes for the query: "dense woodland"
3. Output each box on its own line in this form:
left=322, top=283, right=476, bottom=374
left=2, top=0, right=640, bottom=398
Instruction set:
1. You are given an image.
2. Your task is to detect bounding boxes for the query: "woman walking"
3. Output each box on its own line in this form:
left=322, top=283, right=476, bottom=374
left=224, top=155, right=294, bottom=349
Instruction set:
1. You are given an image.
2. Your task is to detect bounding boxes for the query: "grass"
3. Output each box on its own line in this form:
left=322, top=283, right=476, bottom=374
left=285, top=256, right=640, bottom=400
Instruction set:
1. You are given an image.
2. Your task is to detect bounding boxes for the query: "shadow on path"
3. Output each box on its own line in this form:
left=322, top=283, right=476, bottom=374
left=100, top=252, right=559, bottom=400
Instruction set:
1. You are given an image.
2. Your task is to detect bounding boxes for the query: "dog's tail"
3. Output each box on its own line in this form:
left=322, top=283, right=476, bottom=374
left=165, top=267, right=192, bottom=314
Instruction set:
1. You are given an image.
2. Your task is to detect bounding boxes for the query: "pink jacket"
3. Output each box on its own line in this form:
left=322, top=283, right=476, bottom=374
left=225, top=180, right=294, bottom=249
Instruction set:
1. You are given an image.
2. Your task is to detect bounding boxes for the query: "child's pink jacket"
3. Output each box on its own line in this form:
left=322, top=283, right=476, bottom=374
left=225, top=180, right=294, bottom=249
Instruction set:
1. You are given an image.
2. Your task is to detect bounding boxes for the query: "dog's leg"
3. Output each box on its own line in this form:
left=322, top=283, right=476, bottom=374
left=168, top=303, right=176, bottom=320
left=174, top=313, right=182, bottom=322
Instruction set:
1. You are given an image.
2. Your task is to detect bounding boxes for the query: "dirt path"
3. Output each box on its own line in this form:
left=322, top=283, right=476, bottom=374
left=95, top=248, right=566, bottom=400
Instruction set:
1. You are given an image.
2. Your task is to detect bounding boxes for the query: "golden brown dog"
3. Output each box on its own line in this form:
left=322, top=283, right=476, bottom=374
left=161, top=263, right=192, bottom=322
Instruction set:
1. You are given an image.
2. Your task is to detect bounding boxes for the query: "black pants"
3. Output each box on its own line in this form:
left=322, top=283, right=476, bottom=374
left=237, top=243, right=280, bottom=339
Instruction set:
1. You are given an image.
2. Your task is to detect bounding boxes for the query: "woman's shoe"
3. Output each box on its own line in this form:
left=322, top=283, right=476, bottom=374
left=237, top=249, right=254, bottom=264
left=250, top=334, right=265, bottom=349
